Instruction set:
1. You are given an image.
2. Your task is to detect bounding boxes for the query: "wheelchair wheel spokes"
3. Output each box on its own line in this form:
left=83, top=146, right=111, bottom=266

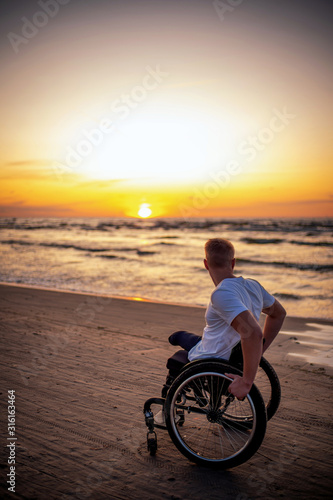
left=166, top=367, right=266, bottom=468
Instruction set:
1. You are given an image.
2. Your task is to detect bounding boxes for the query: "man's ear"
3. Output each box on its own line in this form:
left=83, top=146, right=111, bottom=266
left=204, top=258, right=209, bottom=270
left=231, top=257, right=236, bottom=269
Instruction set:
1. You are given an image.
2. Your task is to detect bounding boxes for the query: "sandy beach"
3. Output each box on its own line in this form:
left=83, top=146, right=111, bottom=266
left=1, top=283, right=332, bottom=500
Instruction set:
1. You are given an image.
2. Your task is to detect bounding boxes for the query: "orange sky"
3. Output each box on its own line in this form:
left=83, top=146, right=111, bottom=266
left=1, top=0, right=332, bottom=218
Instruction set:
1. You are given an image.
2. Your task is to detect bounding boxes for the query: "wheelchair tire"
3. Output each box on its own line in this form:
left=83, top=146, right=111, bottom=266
left=257, top=357, right=281, bottom=421
left=165, top=361, right=267, bottom=469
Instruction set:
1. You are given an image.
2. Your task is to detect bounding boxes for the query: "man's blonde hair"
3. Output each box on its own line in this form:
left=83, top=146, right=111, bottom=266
left=205, top=238, right=235, bottom=268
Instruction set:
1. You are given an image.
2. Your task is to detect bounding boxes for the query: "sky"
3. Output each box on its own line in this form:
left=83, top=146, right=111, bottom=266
left=0, top=0, right=332, bottom=218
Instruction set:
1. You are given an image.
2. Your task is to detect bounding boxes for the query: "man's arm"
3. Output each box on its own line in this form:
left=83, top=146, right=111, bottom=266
left=226, top=310, right=263, bottom=399
left=262, top=299, right=286, bottom=353
left=226, top=299, right=286, bottom=399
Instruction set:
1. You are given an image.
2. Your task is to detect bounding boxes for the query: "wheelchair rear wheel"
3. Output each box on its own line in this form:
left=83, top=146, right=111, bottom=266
left=256, top=357, right=281, bottom=420
left=165, top=361, right=267, bottom=469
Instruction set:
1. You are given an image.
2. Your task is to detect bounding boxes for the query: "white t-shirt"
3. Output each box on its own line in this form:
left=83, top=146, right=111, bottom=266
left=188, top=276, right=275, bottom=361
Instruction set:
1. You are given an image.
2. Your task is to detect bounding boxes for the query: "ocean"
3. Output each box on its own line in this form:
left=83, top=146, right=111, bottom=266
left=1, top=217, right=332, bottom=320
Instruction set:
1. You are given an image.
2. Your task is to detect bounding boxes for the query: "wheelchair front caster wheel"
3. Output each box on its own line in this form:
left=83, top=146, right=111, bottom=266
left=147, top=432, right=157, bottom=456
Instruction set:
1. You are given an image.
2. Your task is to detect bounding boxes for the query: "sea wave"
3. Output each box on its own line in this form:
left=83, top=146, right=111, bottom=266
left=241, top=237, right=284, bottom=244
left=273, top=292, right=302, bottom=300
left=99, top=254, right=126, bottom=260
left=290, top=240, right=333, bottom=247
left=0, top=239, right=159, bottom=257
left=1, top=239, right=109, bottom=253
left=1, top=217, right=332, bottom=235
left=237, top=258, right=333, bottom=272
left=241, top=237, right=333, bottom=247
left=136, top=250, right=157, bottom=256
left=273, top=292, right=333, bottom=301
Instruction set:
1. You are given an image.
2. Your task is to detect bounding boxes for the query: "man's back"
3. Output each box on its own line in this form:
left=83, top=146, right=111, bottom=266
left=188, top=276, right=275, bottom=361
left=213, top=277, right=274, bottom=321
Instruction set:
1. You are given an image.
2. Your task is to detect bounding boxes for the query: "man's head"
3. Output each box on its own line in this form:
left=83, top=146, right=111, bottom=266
left=204, top=238, right=235, bottom=271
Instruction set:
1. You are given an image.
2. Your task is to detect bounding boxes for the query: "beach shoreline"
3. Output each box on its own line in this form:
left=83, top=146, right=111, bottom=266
left=1, top=280, right=333, bottom=326
left=1, top=283, right=332, bottom=499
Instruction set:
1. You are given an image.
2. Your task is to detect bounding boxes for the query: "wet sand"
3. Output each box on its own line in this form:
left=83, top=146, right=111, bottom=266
left=0, top=283, right=332, bottom=499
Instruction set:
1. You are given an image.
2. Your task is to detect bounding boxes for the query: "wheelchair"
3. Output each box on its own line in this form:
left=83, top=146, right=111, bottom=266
left=143, top=346, right=281, bottom=469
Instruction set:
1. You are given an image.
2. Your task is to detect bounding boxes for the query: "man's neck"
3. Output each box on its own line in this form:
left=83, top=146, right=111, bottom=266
left=210, top=268, right=236, bottom=286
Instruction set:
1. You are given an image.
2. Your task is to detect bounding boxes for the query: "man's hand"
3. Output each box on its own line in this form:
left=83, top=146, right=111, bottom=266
left=226, top=373, right=252, bottom=400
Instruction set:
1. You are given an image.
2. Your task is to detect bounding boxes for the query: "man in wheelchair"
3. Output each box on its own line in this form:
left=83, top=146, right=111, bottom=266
left=156, top=238, right=286, bottom=425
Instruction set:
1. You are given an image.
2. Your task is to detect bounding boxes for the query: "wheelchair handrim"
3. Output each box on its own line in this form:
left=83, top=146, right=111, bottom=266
left=169, top=371, right=257, bottom=464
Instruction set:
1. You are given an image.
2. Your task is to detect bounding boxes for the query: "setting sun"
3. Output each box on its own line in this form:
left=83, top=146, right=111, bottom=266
left=138, top=203, right=152, bottom=218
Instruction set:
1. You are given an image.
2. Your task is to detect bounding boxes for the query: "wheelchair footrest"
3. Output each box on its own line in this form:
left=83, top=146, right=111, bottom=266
left=143, top=397, right=165, bottom=432
left=143, top=397, right=165, bottom=413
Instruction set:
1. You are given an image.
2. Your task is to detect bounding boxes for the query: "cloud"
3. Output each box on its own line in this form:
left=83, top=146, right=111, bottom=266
left=1, top=160, right=60, bottom=180
left=0, top=203, right=76, bottom=217
left=267, top=198, right=333, bottom=207
left=0, top=160, right=131, bottom=187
